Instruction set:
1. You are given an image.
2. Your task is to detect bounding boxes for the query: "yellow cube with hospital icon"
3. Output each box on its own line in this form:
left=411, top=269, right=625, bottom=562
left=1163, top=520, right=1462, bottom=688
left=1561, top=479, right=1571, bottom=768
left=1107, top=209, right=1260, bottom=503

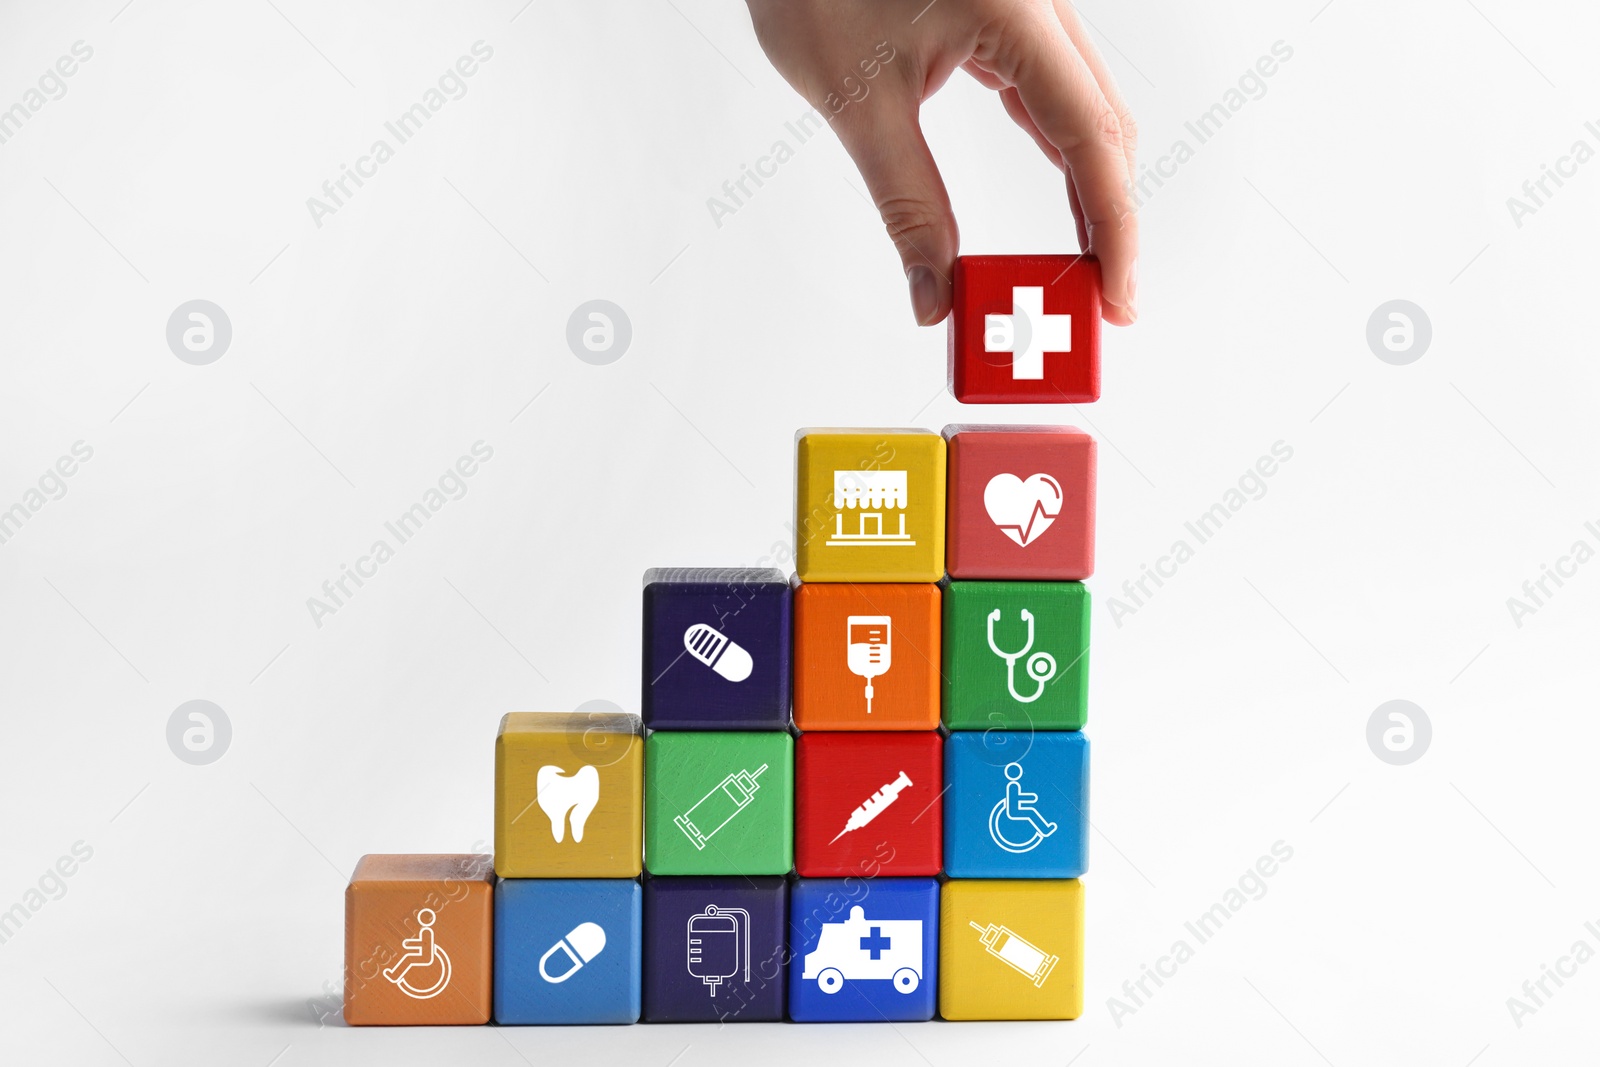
left=939, top=879, right=1084, bottom=1020
left=794, top=429, right=946, bottom=582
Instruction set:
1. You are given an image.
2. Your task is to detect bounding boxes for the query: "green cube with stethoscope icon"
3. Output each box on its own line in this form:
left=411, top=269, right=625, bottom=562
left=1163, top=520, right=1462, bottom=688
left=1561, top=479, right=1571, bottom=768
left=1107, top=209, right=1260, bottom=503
left=941, top=580, right=1089, bottom=730
left=644, top=731, right=794, bottom=875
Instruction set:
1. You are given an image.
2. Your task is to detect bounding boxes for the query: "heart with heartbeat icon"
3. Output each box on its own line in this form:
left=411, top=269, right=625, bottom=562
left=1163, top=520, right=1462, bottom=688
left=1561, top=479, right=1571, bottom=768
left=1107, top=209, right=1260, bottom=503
left=983, top=473, right=1064, bottom=548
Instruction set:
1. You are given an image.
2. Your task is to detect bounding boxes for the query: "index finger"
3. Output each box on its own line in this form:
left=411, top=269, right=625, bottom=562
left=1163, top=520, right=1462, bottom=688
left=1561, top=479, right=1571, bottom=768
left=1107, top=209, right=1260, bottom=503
left=1051, top=0, right=1139, bottom=188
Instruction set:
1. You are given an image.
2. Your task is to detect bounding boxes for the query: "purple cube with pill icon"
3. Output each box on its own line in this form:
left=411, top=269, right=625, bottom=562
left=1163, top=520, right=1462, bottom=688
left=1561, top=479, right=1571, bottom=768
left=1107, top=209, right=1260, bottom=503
left=642, top=568, right=792, bottom=730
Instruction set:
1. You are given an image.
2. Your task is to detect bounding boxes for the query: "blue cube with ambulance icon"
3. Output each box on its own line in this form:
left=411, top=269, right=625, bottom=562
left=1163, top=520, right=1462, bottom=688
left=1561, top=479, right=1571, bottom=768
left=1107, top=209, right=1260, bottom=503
left=494, top=878, right=642, bottom=1024
left=944, top=730, right=1089, bottom=878
left=642, top=568, right=792, bottom=730
left=787, top=877, right=938, bottom=1022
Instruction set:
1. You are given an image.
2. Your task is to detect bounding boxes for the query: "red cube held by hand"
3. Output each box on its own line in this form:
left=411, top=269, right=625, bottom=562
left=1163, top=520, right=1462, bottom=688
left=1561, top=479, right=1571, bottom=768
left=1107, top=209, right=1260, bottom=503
left=945, top=424, right=1096, bottom=580
left=794, top=732, right=942, bottom=877
left=948, top=255, right=1102, bottom=404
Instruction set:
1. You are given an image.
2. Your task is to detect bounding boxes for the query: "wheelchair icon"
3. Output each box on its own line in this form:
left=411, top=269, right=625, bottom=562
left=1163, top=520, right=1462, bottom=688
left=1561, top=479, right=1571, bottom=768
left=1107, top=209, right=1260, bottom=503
left=382, top=908, right=452, bottom=1000
left=988, top=762, right=1058, bottom=854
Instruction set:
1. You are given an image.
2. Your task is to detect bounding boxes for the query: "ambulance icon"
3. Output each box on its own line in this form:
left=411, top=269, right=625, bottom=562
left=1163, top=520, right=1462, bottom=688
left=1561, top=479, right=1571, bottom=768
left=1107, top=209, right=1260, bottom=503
left=801, top=905, right=923, bottom=994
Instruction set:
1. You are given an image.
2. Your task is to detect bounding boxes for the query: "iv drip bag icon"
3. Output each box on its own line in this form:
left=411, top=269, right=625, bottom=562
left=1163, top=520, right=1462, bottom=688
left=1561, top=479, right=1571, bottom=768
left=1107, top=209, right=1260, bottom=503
left=846, top=616, right=892, bottom=714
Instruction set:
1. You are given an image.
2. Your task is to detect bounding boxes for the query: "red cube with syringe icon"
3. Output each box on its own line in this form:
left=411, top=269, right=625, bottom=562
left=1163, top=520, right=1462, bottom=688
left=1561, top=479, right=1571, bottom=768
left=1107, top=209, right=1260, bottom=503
left=793, top=731, right=943, bottom=877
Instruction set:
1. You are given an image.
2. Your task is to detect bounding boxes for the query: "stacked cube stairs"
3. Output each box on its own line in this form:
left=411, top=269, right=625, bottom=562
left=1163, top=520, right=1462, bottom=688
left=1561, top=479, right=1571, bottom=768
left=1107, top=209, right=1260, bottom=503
left=344, top=255, right=1102, bottom=1025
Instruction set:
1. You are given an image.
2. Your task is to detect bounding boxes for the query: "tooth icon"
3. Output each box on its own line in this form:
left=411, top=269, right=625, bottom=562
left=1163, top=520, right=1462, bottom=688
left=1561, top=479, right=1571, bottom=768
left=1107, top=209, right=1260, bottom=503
left=535, top=764, right=600, bottom=844
left=684, top=624, right=754, bottom=682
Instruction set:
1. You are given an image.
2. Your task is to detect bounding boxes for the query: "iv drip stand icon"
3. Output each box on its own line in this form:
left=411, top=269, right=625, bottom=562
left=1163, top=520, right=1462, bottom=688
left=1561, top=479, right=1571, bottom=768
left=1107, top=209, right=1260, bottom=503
left=846, top=616, right=891, bottom=714
left=686, top=904, right=751, bottom=997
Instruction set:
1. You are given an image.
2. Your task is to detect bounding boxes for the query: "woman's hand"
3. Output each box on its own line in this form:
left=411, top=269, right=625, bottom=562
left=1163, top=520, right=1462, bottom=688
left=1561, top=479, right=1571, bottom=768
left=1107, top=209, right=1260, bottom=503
left=746, top=0, right=1138, bottom=327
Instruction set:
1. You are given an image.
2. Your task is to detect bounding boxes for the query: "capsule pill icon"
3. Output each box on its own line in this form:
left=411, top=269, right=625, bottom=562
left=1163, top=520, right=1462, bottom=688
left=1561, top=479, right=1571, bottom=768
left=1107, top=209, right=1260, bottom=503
left=683, top=623, right=753, bottom=682
left=538, top=921, right=607, bottom=984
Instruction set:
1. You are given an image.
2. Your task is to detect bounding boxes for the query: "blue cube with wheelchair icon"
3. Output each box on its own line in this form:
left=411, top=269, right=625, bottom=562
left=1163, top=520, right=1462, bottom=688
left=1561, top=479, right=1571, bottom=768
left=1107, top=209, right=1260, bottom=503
left=944, top=730, right=1088, bottom=878
left=788, top=877, right=938, bottom=1022
left=494, top=878, right=642, bottom=1024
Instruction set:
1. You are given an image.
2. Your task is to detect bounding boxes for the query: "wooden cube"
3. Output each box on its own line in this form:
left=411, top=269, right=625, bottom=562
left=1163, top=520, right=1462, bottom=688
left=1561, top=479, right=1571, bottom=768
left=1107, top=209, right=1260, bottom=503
left=343, top=854, right=494, bottom=1025
left=948, top=255, right=1102, bottom=404
left=644, top=731, right=793, bottom=875
left=494, top=711, right=643, bottom=878
left=642, top=876, right=788, bottom=1022
left=942, top=581, right=1090, bottom=731
left=642, top=568, right=791, bottom=730
left=788, top=877, right=939, bottom=1021
left=945, top=424, right=1096, bottom=580
left=494, top=878, right=642, bottom=1024
left=939, top=879, right=1084, bottom=1019
left=795, top=429, right=946, bottom=583
left=792, top=582, right=940, bottom=731
left=944, top=731, right=1088, bottom=878
left=794, top=731, right=942, bottom=877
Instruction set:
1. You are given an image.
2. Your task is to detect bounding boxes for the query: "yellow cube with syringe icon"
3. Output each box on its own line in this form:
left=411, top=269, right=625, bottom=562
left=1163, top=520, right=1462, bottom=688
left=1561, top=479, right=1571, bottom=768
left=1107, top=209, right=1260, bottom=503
left=794, top=429, right=946, bottom=582
left=939, top=879, right=1084, bottom=1020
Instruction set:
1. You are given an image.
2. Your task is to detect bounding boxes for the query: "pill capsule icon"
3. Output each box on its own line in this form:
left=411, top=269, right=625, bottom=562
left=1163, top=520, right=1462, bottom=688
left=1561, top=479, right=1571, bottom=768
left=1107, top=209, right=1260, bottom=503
left=538, top=921, right=607, bottom=984
left=683, top=623, right=753, bottom=682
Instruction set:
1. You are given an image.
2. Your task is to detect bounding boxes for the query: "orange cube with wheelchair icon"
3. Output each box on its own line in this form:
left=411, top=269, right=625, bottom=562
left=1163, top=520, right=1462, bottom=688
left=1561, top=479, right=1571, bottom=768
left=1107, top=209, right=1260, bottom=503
left=343, top=854, right=494, bottom=1025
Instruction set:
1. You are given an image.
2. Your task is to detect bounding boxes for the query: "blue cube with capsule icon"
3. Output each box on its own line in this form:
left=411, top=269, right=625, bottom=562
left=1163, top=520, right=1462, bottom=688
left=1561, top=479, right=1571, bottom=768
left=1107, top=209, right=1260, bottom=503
left=944, top=730, right=1088, bottom=878
left=493, top=878, right=642, bottom=1024
left=642, top=567, right=791, bottom=730
left=788, top=877, right=939, bottom=1022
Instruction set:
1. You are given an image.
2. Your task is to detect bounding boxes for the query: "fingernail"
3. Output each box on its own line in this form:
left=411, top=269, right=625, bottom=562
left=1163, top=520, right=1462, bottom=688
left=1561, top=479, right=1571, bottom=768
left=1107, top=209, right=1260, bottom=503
left=1124, top=260, right=1139, bottom=322
left=907, top=265, right=938, bottom=326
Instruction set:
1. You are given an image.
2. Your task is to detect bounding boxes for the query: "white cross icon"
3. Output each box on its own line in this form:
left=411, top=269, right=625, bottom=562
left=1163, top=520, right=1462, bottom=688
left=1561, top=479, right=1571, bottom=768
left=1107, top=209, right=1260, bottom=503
left=984, top=286, right=1072, bottom=380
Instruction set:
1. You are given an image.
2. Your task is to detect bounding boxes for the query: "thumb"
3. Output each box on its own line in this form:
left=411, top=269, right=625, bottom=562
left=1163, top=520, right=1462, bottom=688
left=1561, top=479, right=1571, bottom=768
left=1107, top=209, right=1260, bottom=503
left=832, top=100, right=959, bottom=326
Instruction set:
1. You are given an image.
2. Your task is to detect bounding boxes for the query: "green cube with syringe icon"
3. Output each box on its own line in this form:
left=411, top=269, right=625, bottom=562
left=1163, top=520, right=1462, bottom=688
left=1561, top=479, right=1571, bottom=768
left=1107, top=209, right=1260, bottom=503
left=942, top=580, right=1090, bottom=730
left=644, top=732, right=794, bottom=875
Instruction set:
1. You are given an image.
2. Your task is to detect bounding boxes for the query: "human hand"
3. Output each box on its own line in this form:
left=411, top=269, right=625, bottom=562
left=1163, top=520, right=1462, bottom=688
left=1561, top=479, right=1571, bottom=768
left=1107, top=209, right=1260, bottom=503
left=745, top=0, right=1138, bottom=327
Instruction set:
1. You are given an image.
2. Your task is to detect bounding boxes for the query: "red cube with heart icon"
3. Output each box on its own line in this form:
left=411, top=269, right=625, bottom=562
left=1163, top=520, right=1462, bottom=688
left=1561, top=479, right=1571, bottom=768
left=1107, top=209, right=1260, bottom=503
left=943, top=424, right=1095, bottom=580
left=947, top=255, right=1102, bottom=404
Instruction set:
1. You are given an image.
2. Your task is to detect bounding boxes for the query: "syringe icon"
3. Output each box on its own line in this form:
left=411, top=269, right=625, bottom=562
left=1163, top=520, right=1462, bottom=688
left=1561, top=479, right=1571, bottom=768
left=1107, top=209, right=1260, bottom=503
left=968, top=920, right=1059, bottom=988
left=675, top=764, right=768, bottom=851
left=828, top=770, right=913, bottom=844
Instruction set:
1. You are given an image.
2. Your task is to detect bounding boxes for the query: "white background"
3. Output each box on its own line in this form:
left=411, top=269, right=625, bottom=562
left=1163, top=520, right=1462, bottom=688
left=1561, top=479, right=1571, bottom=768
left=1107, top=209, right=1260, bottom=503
left=2, top=0, right=1597, bottom=1064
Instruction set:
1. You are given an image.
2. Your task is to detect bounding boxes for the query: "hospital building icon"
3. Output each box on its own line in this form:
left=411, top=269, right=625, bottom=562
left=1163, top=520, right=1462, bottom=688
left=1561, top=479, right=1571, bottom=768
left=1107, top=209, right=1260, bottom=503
left=827, top=470, right=915, bottom=547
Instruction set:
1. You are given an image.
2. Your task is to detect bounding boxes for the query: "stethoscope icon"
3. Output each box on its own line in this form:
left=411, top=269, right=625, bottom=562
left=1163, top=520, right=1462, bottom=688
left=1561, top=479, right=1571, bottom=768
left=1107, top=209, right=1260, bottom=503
left=986, top=608, right=1057, bottom=704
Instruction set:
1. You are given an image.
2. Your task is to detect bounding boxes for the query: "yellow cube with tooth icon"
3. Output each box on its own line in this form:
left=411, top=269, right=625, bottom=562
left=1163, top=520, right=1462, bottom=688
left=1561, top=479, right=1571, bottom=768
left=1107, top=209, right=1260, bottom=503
left=493, top=712, right=643, bottom=878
